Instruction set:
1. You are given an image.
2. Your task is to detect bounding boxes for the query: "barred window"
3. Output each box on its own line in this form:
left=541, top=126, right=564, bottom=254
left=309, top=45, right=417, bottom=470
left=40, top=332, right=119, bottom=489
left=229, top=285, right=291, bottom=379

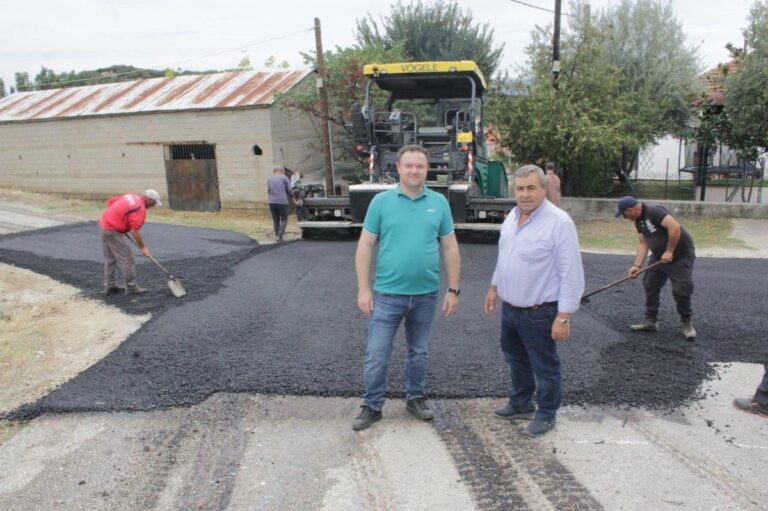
left=164, top=143, right=215, bottom=161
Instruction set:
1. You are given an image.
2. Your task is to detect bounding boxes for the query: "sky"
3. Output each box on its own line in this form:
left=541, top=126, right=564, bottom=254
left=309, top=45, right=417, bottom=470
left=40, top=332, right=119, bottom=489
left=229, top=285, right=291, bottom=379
left=1, top=0, right=758, bottom=93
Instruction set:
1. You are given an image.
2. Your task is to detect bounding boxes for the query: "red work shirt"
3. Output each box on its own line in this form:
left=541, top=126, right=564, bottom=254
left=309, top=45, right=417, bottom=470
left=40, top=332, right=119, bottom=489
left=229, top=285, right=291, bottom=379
left=98, top=194, right=147, bottom=233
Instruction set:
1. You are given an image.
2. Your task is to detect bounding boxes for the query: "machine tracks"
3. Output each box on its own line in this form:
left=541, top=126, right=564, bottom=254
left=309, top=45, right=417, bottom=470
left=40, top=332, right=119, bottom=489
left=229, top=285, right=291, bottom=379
left=432, top=400, right=603, bottom=510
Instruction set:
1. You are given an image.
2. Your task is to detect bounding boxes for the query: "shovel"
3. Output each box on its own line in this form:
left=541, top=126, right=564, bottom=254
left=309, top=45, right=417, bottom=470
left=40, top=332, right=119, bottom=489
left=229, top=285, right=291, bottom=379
left=581, top=261, right=663, bottom=304
left=124, top=234, right=187, bottom=298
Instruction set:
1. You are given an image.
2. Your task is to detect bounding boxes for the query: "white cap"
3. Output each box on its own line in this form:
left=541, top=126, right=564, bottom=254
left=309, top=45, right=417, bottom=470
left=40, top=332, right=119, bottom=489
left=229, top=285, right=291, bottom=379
left=144, top=189, right=163, bottom=207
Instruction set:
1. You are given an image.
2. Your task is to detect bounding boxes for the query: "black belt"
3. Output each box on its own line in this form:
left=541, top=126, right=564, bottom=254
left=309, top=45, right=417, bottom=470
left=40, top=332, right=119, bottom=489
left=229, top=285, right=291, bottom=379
left=509, top=301, right=557, bottom=311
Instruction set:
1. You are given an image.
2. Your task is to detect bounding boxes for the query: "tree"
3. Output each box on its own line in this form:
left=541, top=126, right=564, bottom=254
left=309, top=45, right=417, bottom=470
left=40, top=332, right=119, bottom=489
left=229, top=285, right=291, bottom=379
left=237, top=56, right=254, bottom=71
left=725, top=1, right=768, bottom=154
left=0, top=78, right=6, bottom=98
left=277, top=43, right=405, bottom=165
left=356, top=0, right=504, bottom=77
left=487, top=12, right=635, bottom=196
left=10, top=65, right=211, bottom=91
left=15, top=72, right=31, bottom=92
left=593, top=0, right=700, bottom=175
left=486, top=0, right=699, bottom=196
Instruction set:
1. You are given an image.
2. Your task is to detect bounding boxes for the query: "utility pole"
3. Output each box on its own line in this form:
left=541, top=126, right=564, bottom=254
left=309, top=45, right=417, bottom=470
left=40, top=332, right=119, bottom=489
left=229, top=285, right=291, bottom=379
left=552, top=0, right=562, bottom=88
left=314, top=17, right=334, bottom=197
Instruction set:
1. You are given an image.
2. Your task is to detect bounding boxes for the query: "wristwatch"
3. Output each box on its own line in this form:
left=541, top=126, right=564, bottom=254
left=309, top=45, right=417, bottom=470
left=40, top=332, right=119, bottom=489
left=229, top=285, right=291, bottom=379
left=556, top=317, right=571, bottom=325
left=447, top=287, right=460, bottom=296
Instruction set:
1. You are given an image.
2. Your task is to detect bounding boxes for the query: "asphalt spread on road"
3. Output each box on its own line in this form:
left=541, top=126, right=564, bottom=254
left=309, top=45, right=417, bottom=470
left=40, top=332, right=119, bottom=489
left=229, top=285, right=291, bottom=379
left=1, top=223, right=766, bottom=421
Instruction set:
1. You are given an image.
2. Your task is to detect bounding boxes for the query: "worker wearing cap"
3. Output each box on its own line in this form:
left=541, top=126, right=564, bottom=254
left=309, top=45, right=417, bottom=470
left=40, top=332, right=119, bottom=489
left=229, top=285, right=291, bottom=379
left=615, top=196, right=697, bottom=341
left=99, top=189, right=162, bottom=295
left=267, top=165, right=292, bottom=242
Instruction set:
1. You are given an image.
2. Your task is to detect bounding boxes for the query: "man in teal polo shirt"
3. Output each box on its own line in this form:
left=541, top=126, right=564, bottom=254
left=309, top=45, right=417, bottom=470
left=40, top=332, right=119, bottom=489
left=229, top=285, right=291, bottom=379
left=352, top=144, right=461, bottom=431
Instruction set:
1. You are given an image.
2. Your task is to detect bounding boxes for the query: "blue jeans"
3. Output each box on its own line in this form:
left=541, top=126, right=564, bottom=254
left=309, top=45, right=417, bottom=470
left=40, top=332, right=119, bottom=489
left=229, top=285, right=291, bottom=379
left=500, top=301, right=561, bottom=420
left=363, top=291, right=439, bottom=410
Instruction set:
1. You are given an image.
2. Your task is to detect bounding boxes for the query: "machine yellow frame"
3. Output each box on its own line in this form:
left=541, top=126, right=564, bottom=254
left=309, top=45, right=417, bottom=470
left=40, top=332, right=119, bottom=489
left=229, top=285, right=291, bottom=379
left=363, top=61, right=488, bottom=93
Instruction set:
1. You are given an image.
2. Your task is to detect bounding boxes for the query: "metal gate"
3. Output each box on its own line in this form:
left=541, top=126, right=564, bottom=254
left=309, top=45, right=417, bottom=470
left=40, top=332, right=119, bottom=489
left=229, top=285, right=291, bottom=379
left=164, top=143, right=221, bottom=211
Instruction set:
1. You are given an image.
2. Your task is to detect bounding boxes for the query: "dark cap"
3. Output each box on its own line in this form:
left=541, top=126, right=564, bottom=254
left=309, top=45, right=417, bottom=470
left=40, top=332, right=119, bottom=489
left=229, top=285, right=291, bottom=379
left=545, top=161, right=555, bottom=170
left=614, top=196, right=638, bottom=218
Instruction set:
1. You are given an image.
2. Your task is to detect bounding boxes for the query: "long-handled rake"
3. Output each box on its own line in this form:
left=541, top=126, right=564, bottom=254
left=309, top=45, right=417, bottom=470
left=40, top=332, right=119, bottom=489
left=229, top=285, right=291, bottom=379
left=581, top=261, right=663, bottom=304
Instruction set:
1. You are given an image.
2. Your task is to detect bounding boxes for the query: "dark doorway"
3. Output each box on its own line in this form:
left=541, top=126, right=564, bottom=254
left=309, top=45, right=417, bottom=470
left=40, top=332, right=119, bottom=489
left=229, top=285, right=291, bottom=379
left=164, top=143, right=221, bottom=211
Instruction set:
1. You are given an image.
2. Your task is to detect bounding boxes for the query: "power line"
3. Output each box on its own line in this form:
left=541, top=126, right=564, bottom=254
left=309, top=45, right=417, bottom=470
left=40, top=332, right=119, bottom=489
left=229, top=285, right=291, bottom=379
left=163, top=27, right=314, bottom=67
left=508, top=0, right=572, bottom=18
left=14, top=27, right=314, bottom=91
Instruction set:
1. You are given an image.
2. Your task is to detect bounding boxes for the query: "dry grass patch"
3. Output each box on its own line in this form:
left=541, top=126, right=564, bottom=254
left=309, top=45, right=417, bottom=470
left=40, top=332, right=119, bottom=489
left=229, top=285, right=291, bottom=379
left=0, top=263, right=149, bottom=416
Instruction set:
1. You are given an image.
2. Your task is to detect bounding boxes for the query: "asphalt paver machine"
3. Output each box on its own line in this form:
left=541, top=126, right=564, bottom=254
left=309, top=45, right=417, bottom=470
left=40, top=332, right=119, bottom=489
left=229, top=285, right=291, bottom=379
left=299, top=61, right=515, bottom=238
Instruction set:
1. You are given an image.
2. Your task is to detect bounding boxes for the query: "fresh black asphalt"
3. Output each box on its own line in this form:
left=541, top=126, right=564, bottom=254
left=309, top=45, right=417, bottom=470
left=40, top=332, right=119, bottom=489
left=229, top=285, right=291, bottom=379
left=2, top=222, right=766, bottom=420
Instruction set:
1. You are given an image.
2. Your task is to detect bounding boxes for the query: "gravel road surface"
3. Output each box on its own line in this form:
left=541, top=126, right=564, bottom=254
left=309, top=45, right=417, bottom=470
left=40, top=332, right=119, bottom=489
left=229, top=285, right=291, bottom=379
left=1, top=223, right=766, bottom=419
left=1, top=219, right=766, bottom=510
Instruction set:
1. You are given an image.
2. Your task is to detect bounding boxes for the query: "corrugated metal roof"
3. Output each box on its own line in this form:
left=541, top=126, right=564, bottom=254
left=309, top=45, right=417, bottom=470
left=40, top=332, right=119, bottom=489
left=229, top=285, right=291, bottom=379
left=0, top=70, right=311, bottom=123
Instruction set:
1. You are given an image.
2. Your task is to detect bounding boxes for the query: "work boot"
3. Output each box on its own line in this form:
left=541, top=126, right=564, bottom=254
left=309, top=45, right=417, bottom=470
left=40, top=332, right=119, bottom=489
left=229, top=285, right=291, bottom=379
left=352, top=405, right=382, bottom=431
left=679, top=318, right=696, bottom=341
left=494, top=401, right=535, bottom=421
left=523, top=417, right=556, bottom=437
left=103, top=285, right=125, bottom=295
left=733, top=398, right=768, bottom=418
left=406, top=398, right=434, bottom=421
left=125, top=285, right=148, bottom=295
left=630, top=315, right=658, bottom=332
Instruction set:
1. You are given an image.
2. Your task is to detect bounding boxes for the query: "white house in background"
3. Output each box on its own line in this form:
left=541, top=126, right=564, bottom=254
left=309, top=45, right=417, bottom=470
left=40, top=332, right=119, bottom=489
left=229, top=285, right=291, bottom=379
left=636, top=135, right=689, bottom=180
left=634, top=60, right=766, bottom=204
left=0, top=71, right=323, bottom=210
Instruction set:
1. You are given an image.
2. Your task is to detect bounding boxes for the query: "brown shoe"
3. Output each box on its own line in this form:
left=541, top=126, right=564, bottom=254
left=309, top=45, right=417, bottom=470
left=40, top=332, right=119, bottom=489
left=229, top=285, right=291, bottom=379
left=103, top=285, right=125, bottom=295
left=125, top=286, right=148, bottom=295
left=733, top=398, right=768, bottom=418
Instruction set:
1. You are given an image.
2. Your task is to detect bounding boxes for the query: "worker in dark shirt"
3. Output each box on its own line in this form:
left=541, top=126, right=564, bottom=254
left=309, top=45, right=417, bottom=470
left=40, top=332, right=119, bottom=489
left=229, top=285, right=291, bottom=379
left=615, top=196, right=696, bottom=341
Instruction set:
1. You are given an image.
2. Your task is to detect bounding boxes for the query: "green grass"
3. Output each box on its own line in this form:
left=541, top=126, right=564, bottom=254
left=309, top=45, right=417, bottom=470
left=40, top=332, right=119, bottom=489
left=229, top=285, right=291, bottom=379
left=0, top=188, right=748, bottom=251
left=576, top=217, right=746, bottom=253
left=631, top=180, right=696, bottom=201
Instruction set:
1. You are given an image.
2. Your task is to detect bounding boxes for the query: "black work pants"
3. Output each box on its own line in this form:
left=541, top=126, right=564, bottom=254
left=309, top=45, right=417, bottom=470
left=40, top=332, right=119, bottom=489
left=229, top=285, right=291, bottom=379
left=268, top=203, right=288, bottom=237
left=643, top=255, right=695, bottom=319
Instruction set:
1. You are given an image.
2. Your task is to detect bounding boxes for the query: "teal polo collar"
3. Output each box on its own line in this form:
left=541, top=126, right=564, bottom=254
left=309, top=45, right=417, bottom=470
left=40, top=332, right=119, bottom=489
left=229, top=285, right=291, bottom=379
left=395, top=184, right=428, bottom=200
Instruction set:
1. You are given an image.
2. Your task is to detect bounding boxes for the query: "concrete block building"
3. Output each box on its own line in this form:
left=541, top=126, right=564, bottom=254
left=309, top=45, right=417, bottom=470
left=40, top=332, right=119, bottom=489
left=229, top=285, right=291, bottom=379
left=0, top=71, right=322, bottom=210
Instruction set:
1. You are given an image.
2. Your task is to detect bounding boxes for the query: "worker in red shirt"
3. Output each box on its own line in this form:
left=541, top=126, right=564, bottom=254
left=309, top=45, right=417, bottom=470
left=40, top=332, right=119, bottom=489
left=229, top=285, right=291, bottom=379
left=98, top=189, right=162, bottom=294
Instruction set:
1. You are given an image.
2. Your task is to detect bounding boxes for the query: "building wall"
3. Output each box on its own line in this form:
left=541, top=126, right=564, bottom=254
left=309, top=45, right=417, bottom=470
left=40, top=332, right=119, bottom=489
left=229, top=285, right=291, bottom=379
left=0, top=106, right=321, bottom=208
left=268, top=105, right=324, bottom=188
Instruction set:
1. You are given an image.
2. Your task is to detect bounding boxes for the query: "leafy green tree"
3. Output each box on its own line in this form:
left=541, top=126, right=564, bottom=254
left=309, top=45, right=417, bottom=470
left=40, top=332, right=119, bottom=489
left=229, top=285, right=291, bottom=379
left=487, top=12, right=634, bottom=196
left=593, top=0, right=700, bottom=175
left=725, top=1, right=768, bottom=155
left=263, top=56, right=290, bottom=69
left=14, top=72, right=31, bottom=92
left=237, top=56, right=254, bottom=71
left=486, top=0, right=699, bottom=196
left=11, top=65, right=214, bottom=91
left=0, top=78, right=6, bottom=97
left=356, top=0, right=504, bottom=76
left=277, top=43, right=405, bottom=164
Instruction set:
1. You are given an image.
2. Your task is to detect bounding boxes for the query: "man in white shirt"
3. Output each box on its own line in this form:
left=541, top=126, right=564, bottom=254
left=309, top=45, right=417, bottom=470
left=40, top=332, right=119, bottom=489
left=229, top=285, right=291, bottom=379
left=484, top=164, right=584, bottom=436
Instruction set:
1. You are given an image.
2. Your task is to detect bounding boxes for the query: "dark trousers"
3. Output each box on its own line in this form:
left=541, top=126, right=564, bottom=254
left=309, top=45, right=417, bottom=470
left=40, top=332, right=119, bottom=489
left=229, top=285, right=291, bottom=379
left=500, top=301, right=561, bottom=420
left=643, top=255, right=695, bottom=319
left=268, top=203, right=288, bottom=237
left=756, top=364, right=768, bottom=407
